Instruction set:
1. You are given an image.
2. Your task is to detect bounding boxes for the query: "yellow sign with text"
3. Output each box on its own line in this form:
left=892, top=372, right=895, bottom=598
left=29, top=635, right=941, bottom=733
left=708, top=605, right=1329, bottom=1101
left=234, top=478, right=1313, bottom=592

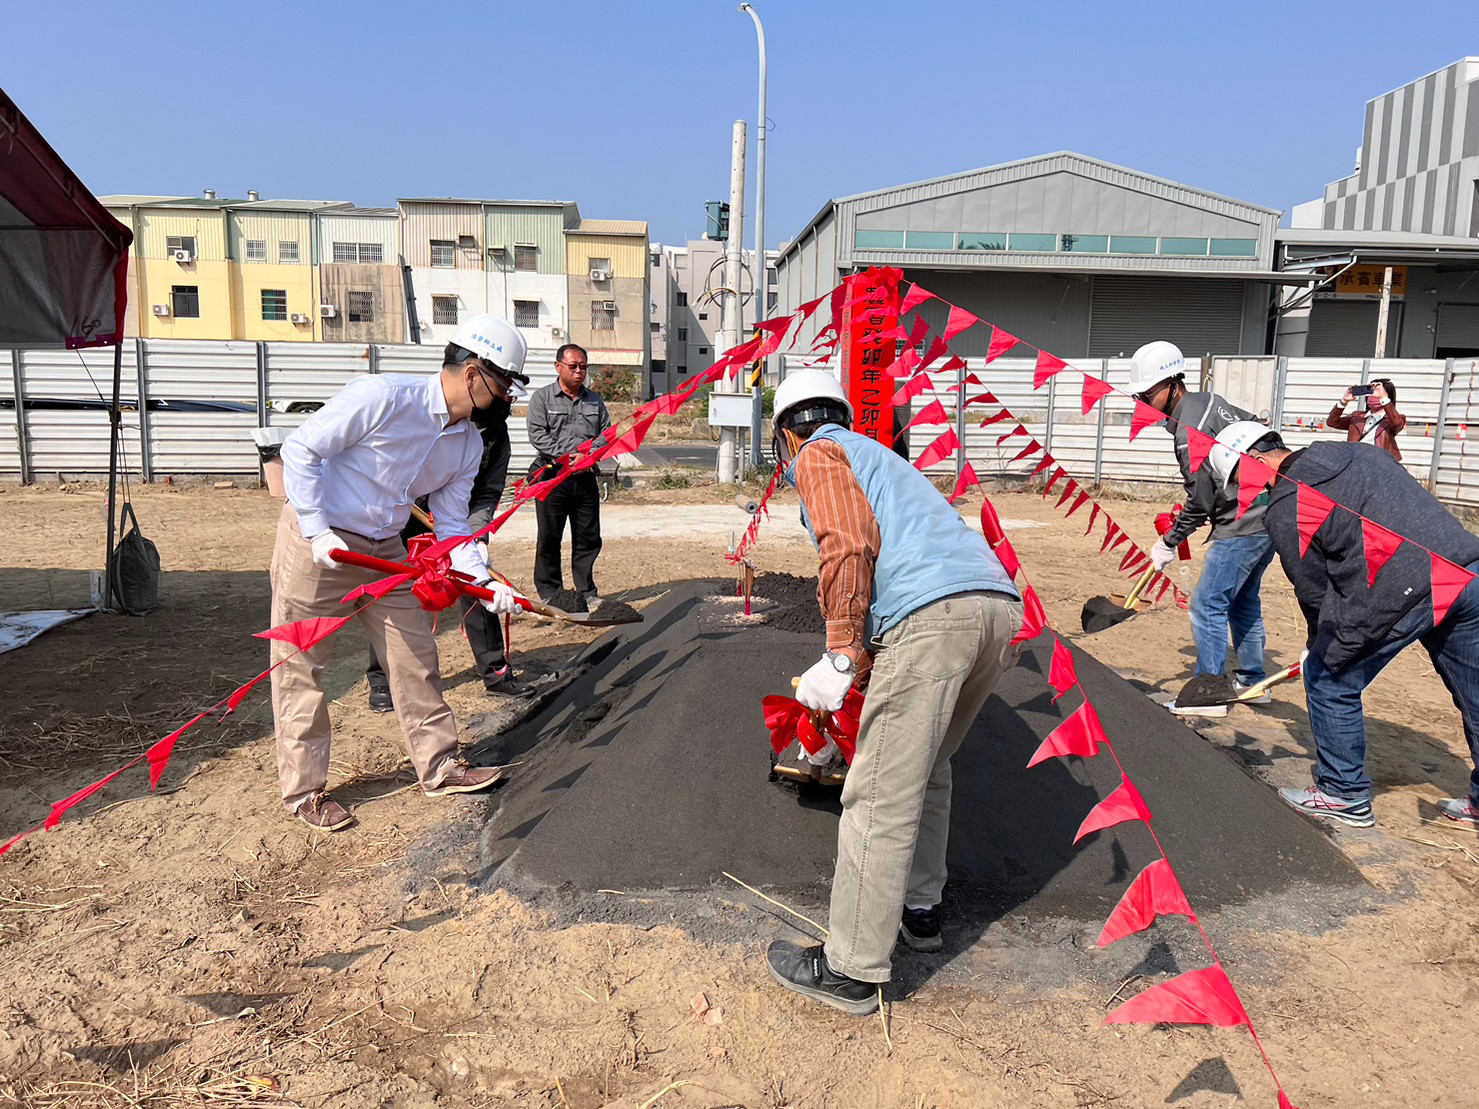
left=1329, top=264, right=1407, bottom=300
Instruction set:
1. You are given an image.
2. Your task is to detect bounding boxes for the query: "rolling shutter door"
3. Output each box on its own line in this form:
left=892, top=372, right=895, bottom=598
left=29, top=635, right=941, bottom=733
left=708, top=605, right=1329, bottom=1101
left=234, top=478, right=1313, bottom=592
left=1305, top=301, right=1402, bottom=357
left=1436, top=303, right=1479, bottom=353
left=1089, top=276, right=1247, bottom=358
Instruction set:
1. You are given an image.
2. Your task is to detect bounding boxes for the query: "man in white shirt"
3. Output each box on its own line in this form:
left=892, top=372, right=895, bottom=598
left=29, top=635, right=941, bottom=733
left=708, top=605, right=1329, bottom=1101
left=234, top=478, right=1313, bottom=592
left=272, top=314, right=528, bottom=831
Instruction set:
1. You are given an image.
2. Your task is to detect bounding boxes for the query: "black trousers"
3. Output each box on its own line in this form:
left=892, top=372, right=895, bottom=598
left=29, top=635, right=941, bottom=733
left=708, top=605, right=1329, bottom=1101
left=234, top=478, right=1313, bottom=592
left=533, top=469, right=602, bottom=599
left=367, top=597, right=506, bottom=688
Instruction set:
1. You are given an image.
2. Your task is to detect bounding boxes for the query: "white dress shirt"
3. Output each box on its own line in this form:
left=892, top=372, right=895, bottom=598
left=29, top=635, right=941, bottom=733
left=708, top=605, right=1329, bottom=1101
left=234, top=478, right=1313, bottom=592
left=282, top=373, right=486, bottom=581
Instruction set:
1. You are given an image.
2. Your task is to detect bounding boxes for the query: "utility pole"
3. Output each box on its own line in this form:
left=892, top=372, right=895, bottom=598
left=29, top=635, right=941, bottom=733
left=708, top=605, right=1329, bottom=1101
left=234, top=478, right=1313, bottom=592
left=717, top=119, right=747, bottom=484
left=1373, top=265, right=1394, bottom=358
left=740, top=3, right=767, bottom=468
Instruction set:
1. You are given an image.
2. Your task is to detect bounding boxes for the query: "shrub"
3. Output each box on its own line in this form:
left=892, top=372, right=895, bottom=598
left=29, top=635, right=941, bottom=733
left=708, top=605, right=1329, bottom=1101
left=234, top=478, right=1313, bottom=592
left=590, top=365, right=638, bottom=402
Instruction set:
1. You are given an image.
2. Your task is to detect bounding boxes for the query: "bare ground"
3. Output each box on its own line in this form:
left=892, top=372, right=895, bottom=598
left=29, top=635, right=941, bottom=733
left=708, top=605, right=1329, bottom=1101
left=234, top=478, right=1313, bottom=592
left=0, top=480, right=1475, bottom=1108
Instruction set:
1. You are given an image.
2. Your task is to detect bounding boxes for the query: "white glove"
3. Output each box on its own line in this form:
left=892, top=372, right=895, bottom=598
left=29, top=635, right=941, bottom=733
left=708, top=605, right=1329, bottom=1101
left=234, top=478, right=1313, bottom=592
left=477, top=580, right=523, bottom=616
left=1149, top=539, right=1177, bottom=572
left=309, top=529, right=350, bottom=569
left=802, top=736, right=840, bottom=767
left=795, top=654, right=854, bottom=713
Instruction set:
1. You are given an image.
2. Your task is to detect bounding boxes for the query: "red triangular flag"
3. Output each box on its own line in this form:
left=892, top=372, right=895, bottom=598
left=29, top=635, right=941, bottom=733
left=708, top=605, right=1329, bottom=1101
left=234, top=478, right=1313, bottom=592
left=1010, top=440, right=1042, bottom=464
left=946, top=371, right=982, bottom=391
left=1026, top=700, right=1106, bottom=768
left=225, top=668, right=273, bottom=714
left=1236, top=455, right=1275, bottom=518
left=1432, top=553, right=1476, bottom=627
left=147, top=710, right=213, bottom=789
left=917, top=335, right=951, bottom=374
left=1361, top=517, right=1403, bottom=586
left=914, top=427, right=961, bottom=470
left=1185, top=427, right=1216, bottom=474
left=1033, top=350, right=1067, bottom=389
left=1097, top=858, right=1196, bottom=946
left=948, top=462, right=980, bottom=505
left=979, top=496, right=1006, bottom=546
left=1100, top=522, right=1121, bottom=554
left=1055, top=478, right=1080, bottom=510
left=1011, top=584, right=1048, bottom=646
left=600, top=413, right=658, bottom=459
left=796, top=294, right=827, bottom=321
left=342, top=572, right=415, bottom=605
left=979, top=409, right=1013, bottom=428
left=1278, top=1092, right=1301, bottom=1109
left=1074, top=778, right=1154, bottom=843
left=1297, top=484, right=1338, bottom=557
left=45, top=765, right=134, bottom=830
left=1065, top=490, right=1090, bottom=519
left=1048, top=637, right=1077, bottom=701
left=943, top=304, right=979, bottom=341
left=887, top=346, right=922, bottom=379
left=1085, top=503, right=1101, bottom=536
left=255, top=614, right=355, bottom=652
left=1081, top=375, right=1113, bottom=415
left=1104, top=965, right=1249, bottom=1027
left=996, top=425, right=1027, bottom=447
left=903, top=399, right=950, bottom=431
left=994, top=537, right=1021, bottom=580
left=1129, top=400, right=1163, bottom=441
left=985, top=326, right=1022, bottom=363
left=900, top=282, right=937, bottom=315
left=892, top=372, right=934, bottom=405
left=1032, top=455, right=1058, bottom=480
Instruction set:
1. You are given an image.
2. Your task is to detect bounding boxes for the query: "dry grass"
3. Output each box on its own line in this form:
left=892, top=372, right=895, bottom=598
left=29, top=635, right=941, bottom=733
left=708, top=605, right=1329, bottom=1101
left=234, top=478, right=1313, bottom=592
left=6, top=1071, right=291, bottom=1108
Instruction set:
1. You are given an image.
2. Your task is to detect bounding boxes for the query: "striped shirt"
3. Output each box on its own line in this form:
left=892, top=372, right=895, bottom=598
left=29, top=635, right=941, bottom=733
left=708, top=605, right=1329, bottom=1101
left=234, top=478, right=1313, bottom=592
left=793, top=438, right=879, bottom=652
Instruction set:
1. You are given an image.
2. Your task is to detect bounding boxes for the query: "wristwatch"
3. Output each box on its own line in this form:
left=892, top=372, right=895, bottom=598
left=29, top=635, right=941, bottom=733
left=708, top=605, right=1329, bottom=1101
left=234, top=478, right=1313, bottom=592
left=825, top=649, right=857, bottom=675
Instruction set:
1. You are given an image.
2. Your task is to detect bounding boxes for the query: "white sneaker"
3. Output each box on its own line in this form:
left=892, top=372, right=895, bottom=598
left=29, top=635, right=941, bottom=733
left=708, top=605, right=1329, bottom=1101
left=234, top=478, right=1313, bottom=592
left=1233, top=680, right=1272, bottom=704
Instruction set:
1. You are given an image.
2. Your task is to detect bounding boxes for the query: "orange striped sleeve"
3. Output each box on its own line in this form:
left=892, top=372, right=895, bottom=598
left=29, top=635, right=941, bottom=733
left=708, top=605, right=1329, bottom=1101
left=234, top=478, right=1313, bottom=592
left=794, top=439, right=879, bottom=651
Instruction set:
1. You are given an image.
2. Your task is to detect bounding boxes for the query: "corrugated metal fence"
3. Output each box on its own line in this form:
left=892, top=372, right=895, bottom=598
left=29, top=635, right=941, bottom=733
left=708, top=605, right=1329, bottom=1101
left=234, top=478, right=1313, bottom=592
left=0, top=339, right=560, bottom=483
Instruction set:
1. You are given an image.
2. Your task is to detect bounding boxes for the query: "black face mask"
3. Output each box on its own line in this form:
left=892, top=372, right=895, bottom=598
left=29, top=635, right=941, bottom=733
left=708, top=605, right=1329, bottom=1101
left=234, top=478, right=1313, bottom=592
left=472, top=396, right=511, bottom=428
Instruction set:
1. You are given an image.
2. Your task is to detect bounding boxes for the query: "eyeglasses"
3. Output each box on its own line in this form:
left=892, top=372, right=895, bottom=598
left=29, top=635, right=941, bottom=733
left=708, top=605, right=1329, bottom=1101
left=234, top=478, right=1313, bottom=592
left=559, top=361, right=589, bottom=371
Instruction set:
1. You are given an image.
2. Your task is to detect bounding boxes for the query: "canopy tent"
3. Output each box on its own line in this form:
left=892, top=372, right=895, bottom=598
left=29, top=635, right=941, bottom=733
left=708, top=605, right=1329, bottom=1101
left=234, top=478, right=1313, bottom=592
left=2, top=86, right=136, bottom=609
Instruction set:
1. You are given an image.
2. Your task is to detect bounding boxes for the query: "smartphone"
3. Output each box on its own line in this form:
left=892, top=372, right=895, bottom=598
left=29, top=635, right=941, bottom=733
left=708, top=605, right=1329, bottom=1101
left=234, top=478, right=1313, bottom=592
left=1350, top=384, right=1374, bottom=397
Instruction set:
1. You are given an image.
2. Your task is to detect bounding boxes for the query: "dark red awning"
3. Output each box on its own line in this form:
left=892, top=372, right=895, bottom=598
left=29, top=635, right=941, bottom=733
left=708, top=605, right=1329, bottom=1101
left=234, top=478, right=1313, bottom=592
left=0, top=87, right=132, bottom=349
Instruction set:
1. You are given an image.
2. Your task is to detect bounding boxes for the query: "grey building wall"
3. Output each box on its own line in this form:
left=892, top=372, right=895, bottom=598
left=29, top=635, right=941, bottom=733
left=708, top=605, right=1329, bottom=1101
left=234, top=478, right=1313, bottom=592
left=318, top=263, right=406, bottom=344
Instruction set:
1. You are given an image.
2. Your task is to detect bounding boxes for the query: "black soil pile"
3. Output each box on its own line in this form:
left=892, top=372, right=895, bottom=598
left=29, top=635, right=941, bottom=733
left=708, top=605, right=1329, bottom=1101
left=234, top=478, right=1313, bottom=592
left=590, top=599, right=641, bottom=623
left=752, top=572, right=821, bottom=634
left=543, top=588, right=588, bottom=613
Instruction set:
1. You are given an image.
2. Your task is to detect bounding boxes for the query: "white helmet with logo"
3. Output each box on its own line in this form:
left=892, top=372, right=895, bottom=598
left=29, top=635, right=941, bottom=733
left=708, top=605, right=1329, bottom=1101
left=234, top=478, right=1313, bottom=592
left=1207, top=420, right=1282, bottom=489
left=1128, top=340, right=1187, bottom=395
left=773, top=368, right=852, bottom=430
left=449, top=314, right=529, bottom=383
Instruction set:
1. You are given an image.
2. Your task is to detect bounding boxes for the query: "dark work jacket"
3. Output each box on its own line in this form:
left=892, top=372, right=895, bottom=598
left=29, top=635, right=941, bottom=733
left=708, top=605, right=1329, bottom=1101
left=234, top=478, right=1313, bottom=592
left=1162, top=391, right=1268, bottom=549
left=1267, top=442, right=1479, bottom=672
left=466, top=398, right=512, bottom=533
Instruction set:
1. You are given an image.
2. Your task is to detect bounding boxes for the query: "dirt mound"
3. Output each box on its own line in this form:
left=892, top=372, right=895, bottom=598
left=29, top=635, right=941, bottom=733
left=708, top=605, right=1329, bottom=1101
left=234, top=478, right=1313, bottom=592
left=752, top=571, right=822, bottom=634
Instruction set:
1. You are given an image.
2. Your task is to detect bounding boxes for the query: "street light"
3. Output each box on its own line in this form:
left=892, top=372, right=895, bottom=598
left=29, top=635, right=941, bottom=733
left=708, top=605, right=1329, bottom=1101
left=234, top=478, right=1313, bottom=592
left=739, top=3, right=767, bottom=467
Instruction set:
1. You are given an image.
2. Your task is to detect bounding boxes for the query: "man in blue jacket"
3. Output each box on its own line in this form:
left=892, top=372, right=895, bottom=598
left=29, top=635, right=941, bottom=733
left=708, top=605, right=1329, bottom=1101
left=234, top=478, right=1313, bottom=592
left=1208, top=422, right=1479, bottom=828
left=761, top=370, right=1024, bottom=1016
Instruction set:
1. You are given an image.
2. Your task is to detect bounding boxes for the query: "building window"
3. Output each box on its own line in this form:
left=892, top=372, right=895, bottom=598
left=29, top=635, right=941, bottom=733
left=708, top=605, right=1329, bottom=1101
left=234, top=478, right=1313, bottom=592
left=698, top=312, right=708, bottom=320
left=278, top=240, right=300, bottom=263
left=172, top=285, right=200, bottom=318
left=333, top=242, right=382, bottom=264
left=358, top=243, right=383, bottom=264
left=333, top=242, right=356, bottom=263
left=959, top=233, right=1007, bottom=251
left=698, top=346, right=709, bottom=355
left=165, top=235, right=197, bottom=258
left=588, top=256, right=611, bottom=278
left=1008, top=233, right=1058, bottom=252
left=768, top=268, right=778, bottom=285
left=430, top=240, right=456, bottom=268
left=1061, top=234, right=1110, bottom=253
left=853, top=230, right=905, bottom=249
left=650, top=322, right=661, bottom=333
left=677, top=327, right=688, bottom=341
left=591, top=301, right=616, bottom=330
left=261, top=289, right=288, bottom=321
left=432, top=295, right=459, bottom=325
left=514, top=245, right=537, bottom=271
left=1161, top=237, right=1210, bottom=256
left=1110, top=236, right=1157, bottom=255
left=244, top=239, right=267, bottom=262
left=513, top=299, right=540, bottom=328
left=650, top=253, right=662, bottom=268
left=904, top=230, right=955, bottom=250
left=675, top=292, right=688, bottom=307
left=347, top=291, right=375, bottom=322
left=676, top=365, right=687, bottom=375
left=1209, top=238, right=1257, bottom=257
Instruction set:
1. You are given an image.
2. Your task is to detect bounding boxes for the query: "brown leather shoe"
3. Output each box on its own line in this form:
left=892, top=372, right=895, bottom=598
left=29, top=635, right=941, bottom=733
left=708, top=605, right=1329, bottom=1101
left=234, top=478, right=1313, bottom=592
left=423, top=758, right=505, bottom=797
left=295, top=792, right=353, bottom=831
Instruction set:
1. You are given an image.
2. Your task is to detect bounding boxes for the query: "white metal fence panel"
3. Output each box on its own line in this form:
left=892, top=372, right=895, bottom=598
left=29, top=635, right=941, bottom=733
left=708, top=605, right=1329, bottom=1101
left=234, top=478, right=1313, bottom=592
left=143, top=340, right=260, bottom=473
left=263, top=342, right=371, bottom=437
left=1434, top=358, right=1479, bottom=508
left=17, top=346, right=144, bottom=479
left=1, top=352, right=21, bottom=478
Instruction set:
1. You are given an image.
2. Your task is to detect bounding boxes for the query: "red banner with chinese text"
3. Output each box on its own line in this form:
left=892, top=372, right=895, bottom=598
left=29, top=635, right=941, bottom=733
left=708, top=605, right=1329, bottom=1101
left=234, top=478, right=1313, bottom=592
left=840, top=272, right=898, bottom=448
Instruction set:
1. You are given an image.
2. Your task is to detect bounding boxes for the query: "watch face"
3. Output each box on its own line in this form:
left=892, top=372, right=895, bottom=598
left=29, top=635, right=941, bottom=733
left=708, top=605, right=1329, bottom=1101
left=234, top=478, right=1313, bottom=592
left=831, top=652, right=851, bottom=673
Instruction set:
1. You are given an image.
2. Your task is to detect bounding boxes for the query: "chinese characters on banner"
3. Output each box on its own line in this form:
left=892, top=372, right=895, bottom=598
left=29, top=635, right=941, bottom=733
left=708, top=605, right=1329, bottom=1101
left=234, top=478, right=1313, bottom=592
left=841, top=274, right=898, bottom=448
left=1319, top=264, right=1407, bottom=300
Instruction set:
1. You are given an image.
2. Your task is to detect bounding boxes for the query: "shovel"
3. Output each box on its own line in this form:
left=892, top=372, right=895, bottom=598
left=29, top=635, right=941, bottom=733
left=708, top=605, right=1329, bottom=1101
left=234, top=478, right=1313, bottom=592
left=1080, top=565, right=1158, bottom=634
left=1213, top=660, right=1304, bottom=706
left=328, top=549, right=643, bottom=627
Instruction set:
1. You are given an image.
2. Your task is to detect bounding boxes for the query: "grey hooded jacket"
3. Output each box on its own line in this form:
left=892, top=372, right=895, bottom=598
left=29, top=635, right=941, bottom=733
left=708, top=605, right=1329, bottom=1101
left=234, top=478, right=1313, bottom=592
left=1161, top=391, right=1268, bottom=550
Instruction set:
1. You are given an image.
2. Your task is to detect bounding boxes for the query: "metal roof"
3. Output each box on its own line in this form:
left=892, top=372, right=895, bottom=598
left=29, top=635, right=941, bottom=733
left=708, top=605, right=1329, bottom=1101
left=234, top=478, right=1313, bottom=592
left=398, top=196, right=574, bottom=207
left=569, top=219, right=648, bottom=237
left=1277, top=227, right=1479, bottom=250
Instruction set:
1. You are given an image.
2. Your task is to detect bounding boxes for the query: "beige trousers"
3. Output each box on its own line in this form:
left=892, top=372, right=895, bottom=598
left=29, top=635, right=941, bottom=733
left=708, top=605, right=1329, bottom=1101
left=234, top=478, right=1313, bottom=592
left=824, top=591, right=1024, bottom=983
left=269, top=504, right=462, bottom=812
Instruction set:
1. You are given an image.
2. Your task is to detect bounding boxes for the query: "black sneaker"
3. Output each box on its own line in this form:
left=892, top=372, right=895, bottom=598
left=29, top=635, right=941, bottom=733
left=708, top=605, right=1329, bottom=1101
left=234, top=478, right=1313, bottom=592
left=485, top=668, right=535, bottom=698
left=898, top=906, right=943, bottom=952
left=765, top=941, right=879, bottom=1016
left=367, top=685, right=394, bottom=713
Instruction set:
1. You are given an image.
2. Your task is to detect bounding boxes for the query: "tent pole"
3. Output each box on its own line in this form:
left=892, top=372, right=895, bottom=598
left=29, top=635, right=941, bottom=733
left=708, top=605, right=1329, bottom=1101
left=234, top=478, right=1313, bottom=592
left=103, top=338, right=122, bottom=611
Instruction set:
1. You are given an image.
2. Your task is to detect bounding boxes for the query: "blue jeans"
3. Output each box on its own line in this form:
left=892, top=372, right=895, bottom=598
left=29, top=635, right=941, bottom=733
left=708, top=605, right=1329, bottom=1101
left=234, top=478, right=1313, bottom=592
left=1189, top=533, right=1275, bottom=686
left=1303, top=562, right=1479, bottom=803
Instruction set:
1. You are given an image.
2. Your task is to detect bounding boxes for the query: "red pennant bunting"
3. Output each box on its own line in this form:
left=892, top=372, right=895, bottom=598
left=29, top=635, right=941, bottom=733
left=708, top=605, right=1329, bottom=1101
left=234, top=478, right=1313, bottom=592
left=996, top=425, right=1027, bottom=446
left=917, top=335, right=951, bottom=374
left=1033, top=350, right=1067, bottom=389
left=1065, top=490, right=1090, bottom=519
left=1297, top=484, right=1338, bottom=557
left=892, top=372, right=934, bottom=405
left=1361, top=517, right=1403, bottom=586
left=1026, top=700, right=1106, bottom=767
left=1074, top=778, right=1154, bottom=843
left=1120, top=548, right=1146, bottom=573
left=1278, top=1092, right=1301, bottom=1109
left=1010, top=440, right=1043, bottom=464
left=342, top=571, right=414, bottom=605
left=255, top=614, right=355, bottom=652
left=1129, top=401, right=1164, bottom=441
left=1109, top=532, right=1130, bottom=553
left=1055, top=478, right=1080, bottom=510
left=903, top=399, right=950, bottom=431
left=943, top=304, right=979, bottom=341
left=963, top=392, right=996, bottom=408
left=1031, top=455, right=1057, bottom=480
left=1236, top=455, right=1275, bottom=518
left=1104, top=965, right=1248, bottom=1028
left=914, top=427, right=961, bottom=470
left=45, top=765, right=134, bottom=830
left=796, top=294, right=826, bottom=321
left=1081, top=375, right=1114, bottom=415
left=899, top=282, right=936, bottom=315
left=1186, top=427, right=1217, bottom=474
left=985, top=326, right=1022, bottom=363
left=147, top=710, right=212, bottom=789
left=948, top=462, right=980, bottom=505
left=796, top=713, right=827, bottom=756
left=994, top=537, right=1021, bottom=580
left=979, top=497, right=1006, bottom=546
left=1100, top=522, right=1121, bottom=554
left=946, top=370, right=981, bottom=391
left=1098, top=858, right=1197, bottom=946
left=1432, top=553, right=1476, bottom=627
left=1085, top=502, right=1101, bottom=536
left=1011, top=584, right=1048, bottom=646
left=599, top=413, right=659, bottom=459
left=887, top=346, right=922, bottom=379
left=1048, top=637, right=1077, bottom=701
left=225, top=669, right=273, bottom=714
left=979, top=409, right=1013, bottom=428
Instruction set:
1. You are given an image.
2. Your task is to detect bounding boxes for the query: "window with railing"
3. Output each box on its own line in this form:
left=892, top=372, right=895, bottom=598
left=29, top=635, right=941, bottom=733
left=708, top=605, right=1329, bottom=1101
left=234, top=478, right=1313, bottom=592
left=261, top=289, right=287, bottom=320
left=347, top=291, right=375, bottom=323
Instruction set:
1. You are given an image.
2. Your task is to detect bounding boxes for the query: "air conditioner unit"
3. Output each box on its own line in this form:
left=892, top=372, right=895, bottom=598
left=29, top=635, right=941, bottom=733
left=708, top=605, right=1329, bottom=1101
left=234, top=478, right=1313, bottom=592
left=319, top=304, right=337, bottom=318
left=152, top=304, right=170, bottom=317
left=487, top=244, right=506, bottom=257
left=290, top=313, right=310, bottom=324
left=551, top=327, right=565, bottom=339
left=171, top=249, right=194, bottom=263
left=589, top=269, right=610, bottom=281
left=600, top=300, right=617, bottom=311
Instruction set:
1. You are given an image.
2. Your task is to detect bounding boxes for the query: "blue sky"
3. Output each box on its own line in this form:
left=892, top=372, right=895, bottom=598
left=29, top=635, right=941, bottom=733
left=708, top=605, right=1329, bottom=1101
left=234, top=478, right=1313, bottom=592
left=3, top=1, right=1473, bottom=248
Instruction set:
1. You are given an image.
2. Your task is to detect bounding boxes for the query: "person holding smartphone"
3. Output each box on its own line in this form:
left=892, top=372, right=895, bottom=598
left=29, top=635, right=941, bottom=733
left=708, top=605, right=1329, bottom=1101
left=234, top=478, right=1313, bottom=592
left=1329, top=378, right=1405, bottom=462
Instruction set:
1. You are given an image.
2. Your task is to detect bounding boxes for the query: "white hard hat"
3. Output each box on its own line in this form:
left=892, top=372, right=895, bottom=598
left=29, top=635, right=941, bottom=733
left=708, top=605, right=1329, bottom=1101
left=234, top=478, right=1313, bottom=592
left=1128, top=340, right=1186, bottom=395
left=1207, top=420, right=1281, bottom=489
left=449, top=314, right=529, bottom=382
left=773, top=368, right=852, bottom=429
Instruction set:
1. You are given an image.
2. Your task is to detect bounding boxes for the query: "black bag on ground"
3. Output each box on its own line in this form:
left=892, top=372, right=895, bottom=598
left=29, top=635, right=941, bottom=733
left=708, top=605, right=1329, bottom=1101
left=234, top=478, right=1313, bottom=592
left=109, top=503, right=161, bottom=614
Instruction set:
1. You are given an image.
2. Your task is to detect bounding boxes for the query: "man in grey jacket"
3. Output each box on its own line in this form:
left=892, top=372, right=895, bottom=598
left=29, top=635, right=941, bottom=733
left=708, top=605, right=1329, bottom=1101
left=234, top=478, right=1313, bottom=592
left=1209, top=423, right=1479, bottom=828
left=1128, top=341, right=1274, bottom=717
